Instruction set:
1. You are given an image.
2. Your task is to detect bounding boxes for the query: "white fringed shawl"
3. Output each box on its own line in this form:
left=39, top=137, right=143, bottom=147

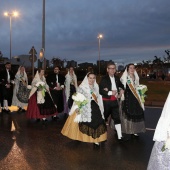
left=120, top=68, right=144, bottom=110
left=12, top=66, right=28, bottom=106
left=65, top=71, right=78, bottom=102
left=14, top=66, right=28, bottom=94
left=120, top=68, right=139, bottom=89
left=29, top=71, right=49, bottom=104
left=69, top=75, right=104, bottom=122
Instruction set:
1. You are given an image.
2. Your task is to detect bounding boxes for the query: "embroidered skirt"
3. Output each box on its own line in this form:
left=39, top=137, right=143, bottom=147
left=16, top=82, right=30, bottom=103
left=26, top=92, right=58, bottom=119
left=61, top=101, right=107, bottom=143
left=121, top=85, right=146, bottom=134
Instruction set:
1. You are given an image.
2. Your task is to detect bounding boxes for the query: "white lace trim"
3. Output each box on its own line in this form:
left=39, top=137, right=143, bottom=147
left=65, top=73, right=77, bottom=102
left=77, top=87, right=92, bottom=122
left=69, top=74, right=104, bottom=122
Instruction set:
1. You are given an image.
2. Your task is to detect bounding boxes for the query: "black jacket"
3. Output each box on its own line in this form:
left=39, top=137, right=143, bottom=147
left=99, top=75, right=124, bottom=99
left=0, top=69, right=15, bottom=86
left=46, top=73, right=65, bottom=89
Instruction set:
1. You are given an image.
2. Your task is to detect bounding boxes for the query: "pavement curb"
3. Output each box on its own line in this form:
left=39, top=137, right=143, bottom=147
left=145, top=101, right=164, bottom=107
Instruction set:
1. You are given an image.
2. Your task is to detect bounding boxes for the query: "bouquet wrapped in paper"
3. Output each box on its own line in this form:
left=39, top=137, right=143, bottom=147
left=72, top=92, right=88, bottom=122
left=137, top=84, right=148, bottom=103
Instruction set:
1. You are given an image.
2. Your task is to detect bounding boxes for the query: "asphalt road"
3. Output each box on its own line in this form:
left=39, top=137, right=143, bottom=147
left=0, top=107, right=162, bottom=170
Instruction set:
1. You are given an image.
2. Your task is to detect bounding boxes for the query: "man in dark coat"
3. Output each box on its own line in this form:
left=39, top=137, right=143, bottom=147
left=0, top=62, right=15, bottom=112
left=99, top=62, right=127, bottom=142
left=46, top=66, right=65, bottom=119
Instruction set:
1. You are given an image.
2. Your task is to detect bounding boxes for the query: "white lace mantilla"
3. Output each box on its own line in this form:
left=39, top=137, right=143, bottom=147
left=147, top=141, right=170, bottom=170
left=29, top=71, right=49, bottom=105
left=77, top=86, right=92, bottom=122
left=69, top=74, right=104, bottom=123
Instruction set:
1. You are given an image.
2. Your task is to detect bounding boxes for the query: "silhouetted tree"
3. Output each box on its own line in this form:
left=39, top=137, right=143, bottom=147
left=152, top=56, right=163, bottom=65
left=165, top=50, right=170, bottom=63
left=51, top=57, right=64, bottom=68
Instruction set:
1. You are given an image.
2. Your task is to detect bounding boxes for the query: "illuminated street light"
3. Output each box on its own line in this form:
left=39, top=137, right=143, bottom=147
left=4, top=11, right=19, bottom=63
left=97, top=34, right=103, bottom=75
left=39, top=48, right=44, bottom=62
left=39, top=48, right=44, bottom=68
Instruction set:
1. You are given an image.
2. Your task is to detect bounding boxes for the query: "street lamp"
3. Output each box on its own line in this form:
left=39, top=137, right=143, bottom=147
left=41, top=0, right=46, bottom=70
left=97, top=34, right=103, bottom=75
left=4, top=11, right=19, bottom=63
left=39, top=48, right=44, bottom=62
left=39, top=48, right=44, bottom=69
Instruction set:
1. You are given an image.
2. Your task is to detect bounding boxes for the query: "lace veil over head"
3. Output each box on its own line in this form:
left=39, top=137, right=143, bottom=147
left=69, top=72, right=104, bottom=122
left=79, top=72, right=98, bottom=91
left=29, top=71, right=47, bottom=98
left=120, top=66, right=139, bottom=89
left=65, top=69, right=78, bottom=102
left=16, top=66, right=28, bottom=82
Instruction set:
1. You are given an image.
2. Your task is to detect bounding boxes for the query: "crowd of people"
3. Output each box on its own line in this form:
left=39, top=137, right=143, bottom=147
left=1, top=61, right=170, bottom=168
left=0, top=61, right=147, bottom=145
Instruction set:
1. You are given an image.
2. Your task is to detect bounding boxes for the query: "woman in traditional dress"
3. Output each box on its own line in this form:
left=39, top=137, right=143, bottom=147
left=26, top=69, right=57, bottom=123
left=147, top=92, right=170, bottom=170
left=12, top=66, right=30, bottom=112
left=65, top=66, right=78, bottom=111
left=120, top=63, right=146, bottom=138
left=61, top=72, right=107, bottom=147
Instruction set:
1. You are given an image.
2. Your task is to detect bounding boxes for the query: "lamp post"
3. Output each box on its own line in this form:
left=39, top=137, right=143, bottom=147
left=41, top=0, right=46, bottom=70
left=29, top=46, right=37, bottom=79
left=97, top=34, right=103, bottom=75
left=4, top=11, right=19, bottom=63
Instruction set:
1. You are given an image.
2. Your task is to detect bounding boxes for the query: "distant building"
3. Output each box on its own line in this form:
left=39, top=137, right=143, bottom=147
left=78, top=62, right=94, bottom=69
left=66, top=60, right=77, bottom=68
left=51, top=58, right=64, bottom=68
left=37, top=59, right=43, bottom=68
left=97, top=60, right=114, bottom=68
left=45, top=59, right=50, bottom=68
left=38, top=58, right=50, bottom=69
left=118, top=65, right=124, bottom=71
left=0, top=57, right=10, bottom=64
left=11, top=55, right=32, bottom=69
left=96, top=60, right=114, bottom=74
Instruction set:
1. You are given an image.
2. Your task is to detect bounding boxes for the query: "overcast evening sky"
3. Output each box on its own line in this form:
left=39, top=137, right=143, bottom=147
left=1, top=0, right=170, bottom=64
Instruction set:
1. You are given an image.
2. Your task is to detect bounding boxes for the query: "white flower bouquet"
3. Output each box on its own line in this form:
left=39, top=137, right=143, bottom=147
left=72, top=92, right=88, bottom=114
left=137, top=84, right=148, bottom=103
left=27, top=85, right=32, bottom=89
left=35, top=82, right=46, bottom=97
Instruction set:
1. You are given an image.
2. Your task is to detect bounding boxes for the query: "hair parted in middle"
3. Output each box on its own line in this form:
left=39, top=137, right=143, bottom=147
left=87, top=71, right=96, bottom=77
